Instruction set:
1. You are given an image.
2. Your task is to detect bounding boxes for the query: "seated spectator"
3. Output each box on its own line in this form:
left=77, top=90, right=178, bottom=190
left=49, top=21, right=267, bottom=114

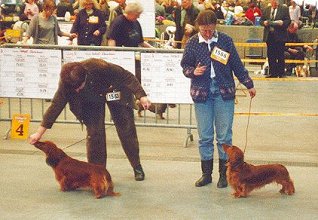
left=57, top=0, right=74, bottom=17
left=211, top=1, right=225, bottom=19
left=234, top=0, right=244, bottom=15
left=155, top=0, right=166, bottom=17
left=162, top=0, right=179, bottom=21
left=289, top=0, right=301, bottom=27
left=173, top=0, right=199, bottom=49
left=302, top=4, right=316, bottom=25
left=24, top=0, right=39, bottom=20
left=284, top=22, right=313, bottom=75
left=245, top=2, right=262, bottom=24
left=194, top=0, right=206, bottom=11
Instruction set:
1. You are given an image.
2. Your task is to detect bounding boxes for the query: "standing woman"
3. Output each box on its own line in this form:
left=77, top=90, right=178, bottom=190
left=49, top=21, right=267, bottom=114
left=181, top=10, right=256, bottom=188
left=106, top=1, right=152, bottom=48
left=71, top=0, right=107, bottom=46
left=23, top=1, right=76, bottom=45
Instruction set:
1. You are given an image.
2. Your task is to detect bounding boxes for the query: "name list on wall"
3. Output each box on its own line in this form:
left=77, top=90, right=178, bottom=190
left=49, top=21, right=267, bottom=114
left=0, top=48, right=61, bottom=99
left=141, top=53, right=192, bottom=104
left=63, top=50, right=136, bottom=75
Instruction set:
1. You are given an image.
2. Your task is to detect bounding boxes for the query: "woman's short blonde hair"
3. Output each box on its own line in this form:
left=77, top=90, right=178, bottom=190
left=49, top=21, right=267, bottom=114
left=124, top=2, right=144, bottom=14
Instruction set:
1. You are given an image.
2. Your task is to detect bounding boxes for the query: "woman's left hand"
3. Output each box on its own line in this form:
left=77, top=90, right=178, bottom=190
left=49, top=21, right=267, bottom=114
left=248, top=88, right=256, bottom=98
left=93, top=30, right=100, bottom=36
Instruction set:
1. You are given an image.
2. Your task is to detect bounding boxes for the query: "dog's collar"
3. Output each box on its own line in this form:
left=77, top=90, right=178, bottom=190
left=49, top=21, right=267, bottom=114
left=230, top=161, right=245, bottom=171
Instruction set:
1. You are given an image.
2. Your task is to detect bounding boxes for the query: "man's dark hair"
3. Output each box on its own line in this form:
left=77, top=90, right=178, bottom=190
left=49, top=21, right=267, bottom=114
left=60, top=62, right=87, bottom=89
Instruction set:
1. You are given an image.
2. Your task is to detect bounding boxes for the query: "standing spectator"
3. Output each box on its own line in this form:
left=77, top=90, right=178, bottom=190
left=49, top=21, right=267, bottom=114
left=107, top=1, right=152, bottom=84
left=174, top=0, right=200, bottom=48
left=260, top=0, right=291, bottom=78
left=23, top=1, right=76, bottom=45
left=289, top=0, right=302, bottom=26
left=98, top=0, right=110, bottom=20
left=71, top=0, right=107, bottom=46
left=24, top=0, right=39, bottom=20
left=107, top=1, right=152, bottom=48
left=245, top=2, right=262, bottom=24
left=28, top=58, right=152, bottom=181
left=181, top=10, right=256, bottom=188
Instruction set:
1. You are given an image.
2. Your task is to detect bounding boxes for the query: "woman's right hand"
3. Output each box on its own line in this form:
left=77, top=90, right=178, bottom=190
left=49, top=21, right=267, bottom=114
left=194, top=63, right=207, bottom=76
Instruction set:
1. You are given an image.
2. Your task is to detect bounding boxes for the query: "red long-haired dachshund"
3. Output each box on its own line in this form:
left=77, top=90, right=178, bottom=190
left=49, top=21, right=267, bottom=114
left=34, top=141, right=120, bottom=199
left=223, top=144, right=295, bottom=198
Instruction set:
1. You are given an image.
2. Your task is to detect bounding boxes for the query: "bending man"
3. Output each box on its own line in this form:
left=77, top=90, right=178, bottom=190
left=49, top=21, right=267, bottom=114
left=29, top=58, right=151, bottom=181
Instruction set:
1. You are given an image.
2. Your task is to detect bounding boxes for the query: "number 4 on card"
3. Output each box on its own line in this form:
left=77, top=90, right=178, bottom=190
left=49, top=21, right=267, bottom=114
left=11, top=114, right=30, bottom=140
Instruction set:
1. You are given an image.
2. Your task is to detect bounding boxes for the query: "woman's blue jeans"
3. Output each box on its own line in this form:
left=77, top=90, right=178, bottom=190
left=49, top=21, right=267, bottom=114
left=194, top=80, right=234, bottom=161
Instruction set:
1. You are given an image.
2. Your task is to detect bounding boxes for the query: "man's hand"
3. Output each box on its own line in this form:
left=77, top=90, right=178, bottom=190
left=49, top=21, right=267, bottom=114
left=28, top=126, right=47, bottom=144
left=139, top=96, right=151, bottom=110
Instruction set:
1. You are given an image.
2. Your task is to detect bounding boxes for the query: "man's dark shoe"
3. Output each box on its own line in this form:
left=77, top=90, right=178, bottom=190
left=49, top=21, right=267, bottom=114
left=133, top=164, right=145, bottom=181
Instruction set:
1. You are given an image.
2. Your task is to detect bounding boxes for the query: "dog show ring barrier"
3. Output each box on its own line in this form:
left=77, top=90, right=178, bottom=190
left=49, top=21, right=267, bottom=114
left=0, top=43, right=318, bottom=147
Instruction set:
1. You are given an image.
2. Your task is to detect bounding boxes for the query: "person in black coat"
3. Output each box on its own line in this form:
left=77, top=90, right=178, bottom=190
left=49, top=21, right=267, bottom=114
left=260, top=0, right=291, bottom=78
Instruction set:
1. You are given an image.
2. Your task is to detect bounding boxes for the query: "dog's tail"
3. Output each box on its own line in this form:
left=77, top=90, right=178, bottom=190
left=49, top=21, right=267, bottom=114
left=104, top=169, right=120, bottom=197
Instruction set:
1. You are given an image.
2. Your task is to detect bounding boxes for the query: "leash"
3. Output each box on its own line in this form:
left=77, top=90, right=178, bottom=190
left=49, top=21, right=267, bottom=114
left=62, top=100, right=136, bottom=150
left=62, top=124, right=115, bottom=150
left=243, top=97, right=253, bottom=154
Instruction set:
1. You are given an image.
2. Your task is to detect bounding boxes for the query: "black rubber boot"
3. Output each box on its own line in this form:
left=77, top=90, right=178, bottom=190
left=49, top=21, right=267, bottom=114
left=217, top=159, right=228, bottom=188
left=195, top=160, right=213, bottom=187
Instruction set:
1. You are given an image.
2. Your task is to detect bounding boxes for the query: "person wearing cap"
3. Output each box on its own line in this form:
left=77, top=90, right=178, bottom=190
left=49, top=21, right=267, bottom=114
left=29, top=58, right=151, bottom=181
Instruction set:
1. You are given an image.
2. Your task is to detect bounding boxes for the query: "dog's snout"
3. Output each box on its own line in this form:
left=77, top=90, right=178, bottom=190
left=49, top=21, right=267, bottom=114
left=34, top=141, right=44, bottom=148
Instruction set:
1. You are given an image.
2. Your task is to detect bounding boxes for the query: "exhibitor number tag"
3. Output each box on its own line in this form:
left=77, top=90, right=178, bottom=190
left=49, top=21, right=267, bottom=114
left=211, top=46, right=230, bottom=65
left=106, top=91, right=121, bottom=101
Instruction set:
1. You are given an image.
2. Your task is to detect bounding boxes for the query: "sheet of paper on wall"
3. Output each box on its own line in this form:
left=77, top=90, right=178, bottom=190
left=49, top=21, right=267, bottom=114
left=62, top=50, right=136, bottom=75
left=141, top=53, right=192, bottom=104
left=0, top=48, right=61, bottom=99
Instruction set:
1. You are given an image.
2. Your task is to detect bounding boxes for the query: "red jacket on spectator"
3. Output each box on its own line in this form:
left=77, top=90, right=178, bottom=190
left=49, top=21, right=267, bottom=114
left=245, top=3, right=262, bottom=24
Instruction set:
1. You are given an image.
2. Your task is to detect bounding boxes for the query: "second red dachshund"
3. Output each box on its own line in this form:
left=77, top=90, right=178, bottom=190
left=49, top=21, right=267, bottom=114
left=223, top=144, right=295, bottom=198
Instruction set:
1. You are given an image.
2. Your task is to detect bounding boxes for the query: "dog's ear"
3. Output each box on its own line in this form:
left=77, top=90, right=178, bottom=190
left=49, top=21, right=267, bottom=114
left=46, top=157, right=60, bottom=168
left=232, top=146, right=244, bottom=163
